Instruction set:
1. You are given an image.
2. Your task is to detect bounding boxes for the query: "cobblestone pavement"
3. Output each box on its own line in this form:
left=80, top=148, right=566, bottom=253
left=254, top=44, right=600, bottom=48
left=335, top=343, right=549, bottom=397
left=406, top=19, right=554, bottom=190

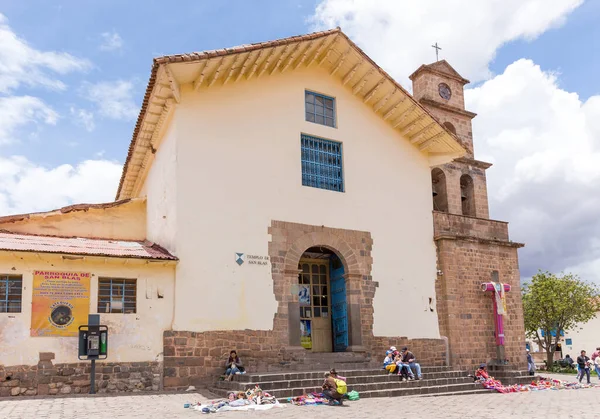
left=0, top=373, right=598, bottom=419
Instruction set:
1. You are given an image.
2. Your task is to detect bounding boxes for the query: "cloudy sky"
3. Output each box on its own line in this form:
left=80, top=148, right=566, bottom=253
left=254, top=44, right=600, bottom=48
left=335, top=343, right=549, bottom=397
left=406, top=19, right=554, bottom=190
left=0, top=1, right=599, bottom=284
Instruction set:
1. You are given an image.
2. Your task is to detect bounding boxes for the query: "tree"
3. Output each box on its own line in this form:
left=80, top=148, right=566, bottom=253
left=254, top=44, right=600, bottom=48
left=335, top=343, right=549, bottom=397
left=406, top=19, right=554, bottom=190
left=522, top=271, right=600, bottom=368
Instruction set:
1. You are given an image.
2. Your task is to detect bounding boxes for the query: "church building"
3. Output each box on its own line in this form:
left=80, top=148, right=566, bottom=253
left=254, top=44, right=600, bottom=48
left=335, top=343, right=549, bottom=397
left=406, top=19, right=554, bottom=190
left=0, top=28, right=525, bottom=395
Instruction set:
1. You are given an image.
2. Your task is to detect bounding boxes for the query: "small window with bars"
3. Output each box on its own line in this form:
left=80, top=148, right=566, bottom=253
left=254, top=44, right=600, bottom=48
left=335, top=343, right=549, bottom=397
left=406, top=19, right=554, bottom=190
left=98, top=278, right=137, bottom=314
left=301, top=134, right=344, bottom=192
left=0, top=275, right=22, bottom=313
left=305, top=91, right=335, bottom=127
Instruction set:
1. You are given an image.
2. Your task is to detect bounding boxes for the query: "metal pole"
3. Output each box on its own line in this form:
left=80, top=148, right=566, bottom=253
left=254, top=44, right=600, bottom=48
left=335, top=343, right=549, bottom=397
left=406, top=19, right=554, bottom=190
left=90, top=359, right=96, bottom=394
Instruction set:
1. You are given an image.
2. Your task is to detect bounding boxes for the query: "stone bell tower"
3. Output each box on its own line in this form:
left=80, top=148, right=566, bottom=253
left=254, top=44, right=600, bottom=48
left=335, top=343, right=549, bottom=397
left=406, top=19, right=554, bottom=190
left=409, top=61, right=528, bottom=372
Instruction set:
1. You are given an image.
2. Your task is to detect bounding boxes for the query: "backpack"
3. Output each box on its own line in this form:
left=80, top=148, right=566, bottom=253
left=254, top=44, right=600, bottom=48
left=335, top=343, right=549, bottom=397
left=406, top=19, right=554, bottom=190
left=334, top=378, right=347, bottom=394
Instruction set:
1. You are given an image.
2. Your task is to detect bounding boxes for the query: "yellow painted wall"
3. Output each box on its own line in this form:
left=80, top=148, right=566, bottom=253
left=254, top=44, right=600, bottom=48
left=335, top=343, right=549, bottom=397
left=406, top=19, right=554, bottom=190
left=0, top=253, right=175, bottom=365
left=164, top=66, right=441, bottom=338
left=0, top=199, right=146, bottom=241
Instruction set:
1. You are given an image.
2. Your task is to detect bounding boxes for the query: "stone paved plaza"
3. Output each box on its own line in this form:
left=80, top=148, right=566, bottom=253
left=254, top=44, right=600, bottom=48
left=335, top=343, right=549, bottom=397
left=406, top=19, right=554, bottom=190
left=0, top=374, right=598, bottom=419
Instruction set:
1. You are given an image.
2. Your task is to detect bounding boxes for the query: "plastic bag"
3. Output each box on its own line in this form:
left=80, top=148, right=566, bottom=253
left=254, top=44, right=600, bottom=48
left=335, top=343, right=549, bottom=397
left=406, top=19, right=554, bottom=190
left=347, top=390, right=359, bottom=401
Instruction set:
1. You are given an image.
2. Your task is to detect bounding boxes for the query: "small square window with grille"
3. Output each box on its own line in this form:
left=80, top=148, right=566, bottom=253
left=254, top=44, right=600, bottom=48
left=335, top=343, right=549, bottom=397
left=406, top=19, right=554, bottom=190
left=0, top=275, right=22, bottom=313
left=301, top=134, right=344, bottom=192
left=98, top=278, right=137, bottom=314
left=305, top=91, right=335, bottom=127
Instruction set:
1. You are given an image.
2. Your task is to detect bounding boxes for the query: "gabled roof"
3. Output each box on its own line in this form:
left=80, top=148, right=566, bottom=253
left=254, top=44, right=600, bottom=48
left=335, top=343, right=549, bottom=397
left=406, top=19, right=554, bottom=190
left=116, top=28, right=467, bottom=200
left=409, top=60, right=470, bottom=85
left=0, top=230, right=177, bottom=261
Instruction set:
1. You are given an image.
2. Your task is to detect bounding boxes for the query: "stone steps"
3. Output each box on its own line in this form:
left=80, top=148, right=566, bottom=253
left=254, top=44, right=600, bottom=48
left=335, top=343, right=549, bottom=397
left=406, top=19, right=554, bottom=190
left=212, top=366, right=484, bottom=400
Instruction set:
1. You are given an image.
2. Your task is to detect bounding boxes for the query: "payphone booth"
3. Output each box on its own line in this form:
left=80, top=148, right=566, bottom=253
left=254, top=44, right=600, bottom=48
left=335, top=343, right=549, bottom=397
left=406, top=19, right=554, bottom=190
left=78, top=318, right=108, bottom=394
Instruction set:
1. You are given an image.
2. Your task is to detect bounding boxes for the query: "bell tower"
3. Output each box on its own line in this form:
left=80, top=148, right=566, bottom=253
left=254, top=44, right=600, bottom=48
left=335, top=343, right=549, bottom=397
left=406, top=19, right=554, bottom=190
left=410, top=60, right=490, bottom=218
left=409, top=61, right=526, bottom=373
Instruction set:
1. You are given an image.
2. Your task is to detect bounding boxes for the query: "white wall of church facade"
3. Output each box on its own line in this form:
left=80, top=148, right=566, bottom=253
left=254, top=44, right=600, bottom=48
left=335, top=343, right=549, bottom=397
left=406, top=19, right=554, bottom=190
left=144, top=117, right=178, bottom=254
left=164, top=66, right=441, bottom=339
left=563, top=312, right=600, bottom=355
left=0, top=253, right=175, bottom=366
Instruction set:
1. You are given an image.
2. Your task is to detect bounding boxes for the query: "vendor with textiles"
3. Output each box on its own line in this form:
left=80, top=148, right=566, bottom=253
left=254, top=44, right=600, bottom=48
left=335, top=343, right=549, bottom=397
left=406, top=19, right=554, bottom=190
left=321, top=372, right=344, bottom=406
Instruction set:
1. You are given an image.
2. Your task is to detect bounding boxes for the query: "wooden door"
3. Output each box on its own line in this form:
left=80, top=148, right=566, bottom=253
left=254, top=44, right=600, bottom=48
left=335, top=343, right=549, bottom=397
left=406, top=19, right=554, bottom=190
left=298, top=260, right=332, bottom=352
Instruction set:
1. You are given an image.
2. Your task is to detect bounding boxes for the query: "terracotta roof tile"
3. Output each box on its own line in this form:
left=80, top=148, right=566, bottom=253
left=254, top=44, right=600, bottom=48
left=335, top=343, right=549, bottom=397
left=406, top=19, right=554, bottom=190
left=0, top=231, right=177, bottom=261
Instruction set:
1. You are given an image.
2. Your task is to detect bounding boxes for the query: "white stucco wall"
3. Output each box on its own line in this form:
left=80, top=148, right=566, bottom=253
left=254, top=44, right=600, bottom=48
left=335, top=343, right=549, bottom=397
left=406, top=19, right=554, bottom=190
left=164, top=66, right=441, bottom=338
left=145, top=117, right=178, bottom=254
left=0, top=253, right=175, bottom=365
left=563, top=312, right=600, bottom=355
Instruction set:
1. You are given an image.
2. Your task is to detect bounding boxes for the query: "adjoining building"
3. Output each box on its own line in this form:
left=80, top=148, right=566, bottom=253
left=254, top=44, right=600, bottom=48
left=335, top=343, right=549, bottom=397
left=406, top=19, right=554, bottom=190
left=0, top=28, right=525, bottom=395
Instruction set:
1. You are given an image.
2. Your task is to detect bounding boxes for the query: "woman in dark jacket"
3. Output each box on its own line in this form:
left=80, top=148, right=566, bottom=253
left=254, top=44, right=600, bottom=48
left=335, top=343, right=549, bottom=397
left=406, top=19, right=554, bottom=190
left=225, top=350, right=244, bottom=381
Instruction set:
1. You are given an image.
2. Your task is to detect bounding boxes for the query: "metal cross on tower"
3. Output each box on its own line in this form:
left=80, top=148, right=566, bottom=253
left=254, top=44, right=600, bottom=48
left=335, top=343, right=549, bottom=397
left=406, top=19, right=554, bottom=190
left=431, top=42, right=442, bottom=61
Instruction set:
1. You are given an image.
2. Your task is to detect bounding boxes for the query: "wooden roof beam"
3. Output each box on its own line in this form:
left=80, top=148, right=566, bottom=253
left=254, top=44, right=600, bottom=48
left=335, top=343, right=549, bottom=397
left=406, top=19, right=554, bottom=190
left=193, top=60, right=209, bottom=91
left=223, top=53, right=242, bottom=85
left=383, top=98, right=408, bottom=121
left=270, top=45, right=290, bottom=75
left=342, top=61, right=362, bottom=86
left=308, top=35, right=338, bottom=68
left=293, top=42, right=314, bottom=69
left=352, top=68, right=374, bottom=95
left=391, top=104, right=417, bottom=127
left=363, top=78, right=385, bottom=103
left=234, top=52, right=254, bottom=83
left=399, top=114, right=427, bottom=134
left=373, top=89, right=396, bottom=113
left=409, top=122, right=437, bottom=143
left=281, top=42, right=303, bottom=72
left=257, top=47, right=277, bottom=78
left=246, top=49, right=264, bottom=81
left=330, top=48, right=351, bottom=76
left=207, top=57, right=225, bottom=87
left=419, top=132, right=445, bottom=151
left=163, top=65, right=180, bottom=103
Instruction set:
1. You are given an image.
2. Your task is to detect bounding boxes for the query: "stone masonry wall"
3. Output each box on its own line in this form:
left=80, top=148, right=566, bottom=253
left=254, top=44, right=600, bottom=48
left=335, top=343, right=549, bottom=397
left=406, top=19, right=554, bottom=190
left=434, top=220, right=526, bottom=370
left=0, top=352, right=161, bottom=397
left=163, top=331, right=449, bottom=390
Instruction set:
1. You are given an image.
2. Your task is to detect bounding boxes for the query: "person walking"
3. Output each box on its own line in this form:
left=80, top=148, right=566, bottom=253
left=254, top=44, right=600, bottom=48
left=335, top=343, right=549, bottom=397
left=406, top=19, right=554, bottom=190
left=577, top=350, right=591, bottom=384
left=592, top=347, right=600, bottom=380
left=526, top=349, right=535, bottom=376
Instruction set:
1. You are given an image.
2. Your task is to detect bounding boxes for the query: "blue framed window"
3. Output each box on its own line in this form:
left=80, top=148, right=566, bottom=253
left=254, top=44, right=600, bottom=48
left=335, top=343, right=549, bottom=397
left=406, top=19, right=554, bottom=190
left=565, top=338, right=572, bottom=345
left=301, top=134, right=344, bottom=192
left=0, top=275, right=22, bottom=313
left=305, top=91, right=335, bottom=127
left=98, top=278, right=137, bottom=314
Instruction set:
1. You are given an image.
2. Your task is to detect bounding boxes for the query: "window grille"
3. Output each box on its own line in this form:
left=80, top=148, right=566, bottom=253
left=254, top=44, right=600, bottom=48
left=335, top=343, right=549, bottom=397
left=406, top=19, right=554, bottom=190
left=305, top=91, right=335, bottom=127
left=98, top=278, right=137, bottom=314
left=301, top=134, right=344, bottom=192
left=0, top=275, right=22, bottom=313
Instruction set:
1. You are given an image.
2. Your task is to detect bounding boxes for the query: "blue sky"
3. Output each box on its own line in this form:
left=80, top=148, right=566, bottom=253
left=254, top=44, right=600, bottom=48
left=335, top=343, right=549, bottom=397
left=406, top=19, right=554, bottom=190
left=0, top=0, right=596, bottom=168
left=1, top=0, right=600, bottom=284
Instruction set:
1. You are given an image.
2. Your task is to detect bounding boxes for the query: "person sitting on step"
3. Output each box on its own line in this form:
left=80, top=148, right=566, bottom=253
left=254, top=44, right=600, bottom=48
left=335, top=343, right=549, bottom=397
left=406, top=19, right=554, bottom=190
left=383, top=350, right=397, bottom=373
left=224, top=349, right=244, bottom=381
left=400, top=347, right=422, bottom=380
left=322, top=372, right=344, bottom=406
left=394, top=351, right=414, bottom=381
left=475, top=363, right=489, bottom=381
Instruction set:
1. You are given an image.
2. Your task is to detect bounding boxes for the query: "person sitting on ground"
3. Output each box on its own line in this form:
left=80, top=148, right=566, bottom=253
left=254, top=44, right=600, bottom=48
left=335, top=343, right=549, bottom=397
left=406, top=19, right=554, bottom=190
left=475, top=363, right=489, bottom=381
left=330, top=368, right=346, bottom=382
left=322, top=372, right=344, bottom=406
left=400, top=347, right=422, bottom=380
left=224, top=350, right=244, bottom=381
left=577, top=350, right=591, bottom=384
left=564, top=354, right=575, bottom=368
left=383, top=350, right=397, bottom=373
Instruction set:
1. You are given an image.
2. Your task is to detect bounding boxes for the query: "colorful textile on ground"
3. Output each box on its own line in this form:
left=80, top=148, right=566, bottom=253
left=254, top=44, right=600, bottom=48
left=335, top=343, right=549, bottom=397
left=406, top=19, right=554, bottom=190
left=478, top=375, right=598, bottom=394
left=288, top=392, right=330, bottom=405
left=186, top=385, right=281, bottom=413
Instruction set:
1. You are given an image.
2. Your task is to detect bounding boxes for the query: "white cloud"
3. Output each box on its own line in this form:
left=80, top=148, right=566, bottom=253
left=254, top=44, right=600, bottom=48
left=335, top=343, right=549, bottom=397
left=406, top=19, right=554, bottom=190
left=466, top=59, right=600, bottom=284
left=69, top=107, right=95, bottom=132
left=0, top=96, right=58, bottom=145
left=0, top=157, right=123, bottom=215
left=99, top=31, right=124, bottom=52
left=81, top=80, right=139, bottom=121
left=0, top=13, right=91, bottom=93
left=311, top=0, right=582, bottom=85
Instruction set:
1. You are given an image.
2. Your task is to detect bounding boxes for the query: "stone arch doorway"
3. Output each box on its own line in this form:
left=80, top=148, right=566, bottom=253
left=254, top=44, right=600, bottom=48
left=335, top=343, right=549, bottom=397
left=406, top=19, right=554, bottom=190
left=268, top=221, right=375, bottom=353
left=298, top=247, right=347, bottom=352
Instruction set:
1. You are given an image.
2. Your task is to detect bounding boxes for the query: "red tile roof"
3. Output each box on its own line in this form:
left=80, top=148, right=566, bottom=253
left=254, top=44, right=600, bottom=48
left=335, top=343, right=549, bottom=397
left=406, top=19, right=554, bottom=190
left=0, top=230, right=177, bottom=261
